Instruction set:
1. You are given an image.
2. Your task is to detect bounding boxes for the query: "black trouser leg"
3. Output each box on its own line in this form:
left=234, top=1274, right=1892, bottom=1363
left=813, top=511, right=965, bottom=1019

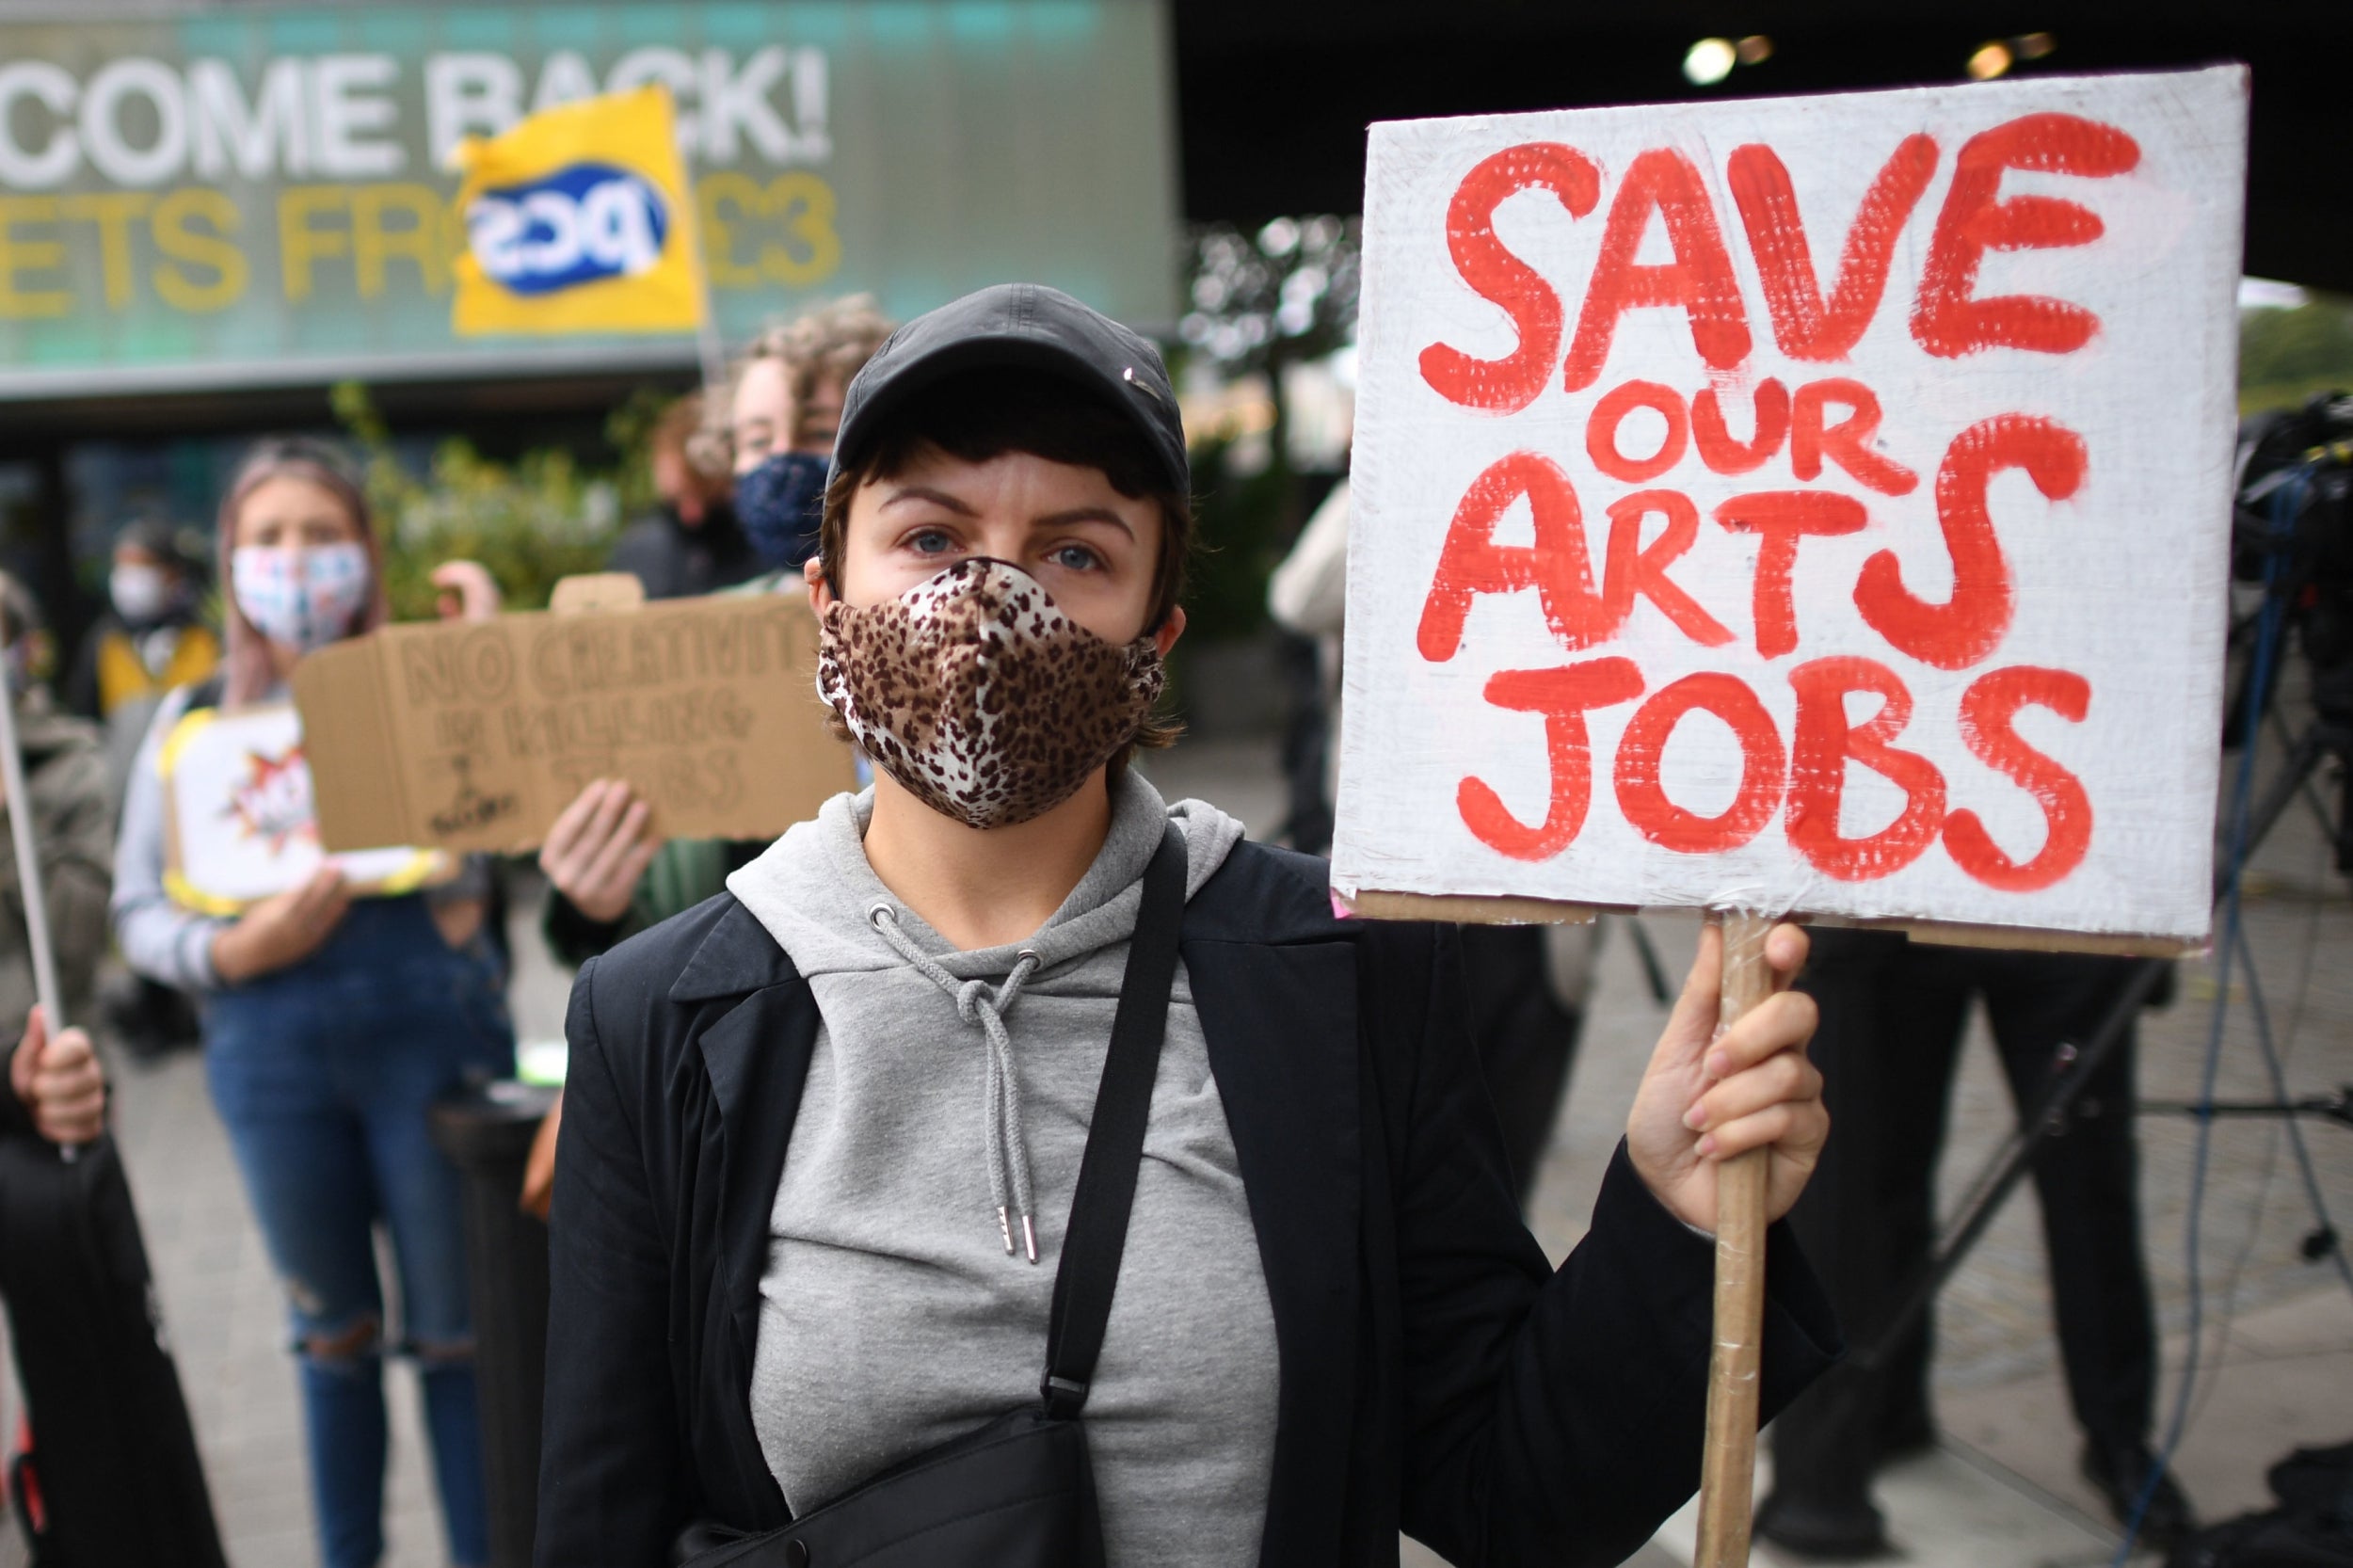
left=1978, top=952, right=2157, bottom=1449
left=1457, top=923, right=1581, bottom=1208
left=1770, top=933, right=1970, bottom=1507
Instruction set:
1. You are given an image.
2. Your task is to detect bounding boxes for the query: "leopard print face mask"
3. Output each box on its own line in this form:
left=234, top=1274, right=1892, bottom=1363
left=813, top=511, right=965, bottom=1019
left=816, top=558, right=1166, bottom=828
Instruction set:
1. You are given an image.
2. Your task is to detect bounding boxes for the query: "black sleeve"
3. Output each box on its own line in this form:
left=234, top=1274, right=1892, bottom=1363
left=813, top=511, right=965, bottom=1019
left=540, top=885, right=631, bottom=971
left=1383, top=925, right=1841, bottom=1568
left=534, top=956, right=690, bottom=1567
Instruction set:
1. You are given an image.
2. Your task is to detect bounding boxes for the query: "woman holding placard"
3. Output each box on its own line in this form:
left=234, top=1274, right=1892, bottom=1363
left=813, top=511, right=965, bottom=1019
left=537, top=286, right=1840, bottom=1568
left=111, top=439, right=510, bottom=1568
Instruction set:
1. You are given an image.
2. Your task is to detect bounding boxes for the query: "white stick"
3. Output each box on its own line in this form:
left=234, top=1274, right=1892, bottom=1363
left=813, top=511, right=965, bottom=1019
left=0, top=688, right=75, bottom=1162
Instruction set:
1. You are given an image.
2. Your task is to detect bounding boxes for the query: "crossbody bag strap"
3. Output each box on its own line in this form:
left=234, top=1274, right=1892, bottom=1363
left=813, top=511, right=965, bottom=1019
left=1039, top=823, right=1188, bottom=1419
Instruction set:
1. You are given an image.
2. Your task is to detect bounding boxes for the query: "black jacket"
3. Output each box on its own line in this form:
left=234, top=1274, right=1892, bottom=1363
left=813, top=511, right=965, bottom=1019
left=605, top=504, right=761, bottom=601
left=537, top=840, right=1839, bottom=1567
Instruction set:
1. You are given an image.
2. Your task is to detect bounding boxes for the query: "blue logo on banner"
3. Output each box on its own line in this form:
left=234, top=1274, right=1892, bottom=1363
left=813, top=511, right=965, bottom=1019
left=466, top=163, right=671, bottom=295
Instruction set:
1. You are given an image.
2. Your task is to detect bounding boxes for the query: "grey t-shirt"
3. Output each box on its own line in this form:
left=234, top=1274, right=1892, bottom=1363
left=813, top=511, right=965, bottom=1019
left=727, top=776, right=1279, bottom=1564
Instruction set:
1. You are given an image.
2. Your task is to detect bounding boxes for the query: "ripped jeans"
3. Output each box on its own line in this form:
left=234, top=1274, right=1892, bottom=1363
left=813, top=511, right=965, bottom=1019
left=205, top=896, right=514, bottom=1568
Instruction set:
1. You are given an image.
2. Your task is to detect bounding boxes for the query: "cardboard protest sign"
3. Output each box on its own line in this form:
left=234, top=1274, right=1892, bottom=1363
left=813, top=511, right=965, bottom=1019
left=159, top=703, right=450, bottom=914
left=296, top=590, right=854, bottom=855
left=1334, top=68, right=2247, bottom=950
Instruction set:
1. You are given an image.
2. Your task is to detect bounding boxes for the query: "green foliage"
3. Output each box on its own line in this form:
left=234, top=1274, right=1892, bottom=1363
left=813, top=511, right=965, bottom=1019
left=2240, top=295, right=2353, bottom=414
left=1182, top=432, right=1295, bottom=643
left=1175, top=216, right=1362, bottom=646
left=1180, top=216, right=1362, bottom=381
left=331, top=381, right=623, bottom=620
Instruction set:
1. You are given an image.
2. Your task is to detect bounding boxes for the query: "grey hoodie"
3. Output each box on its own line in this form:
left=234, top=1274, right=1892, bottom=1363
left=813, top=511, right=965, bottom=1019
left=727, top=771, right=1279, bottom=1565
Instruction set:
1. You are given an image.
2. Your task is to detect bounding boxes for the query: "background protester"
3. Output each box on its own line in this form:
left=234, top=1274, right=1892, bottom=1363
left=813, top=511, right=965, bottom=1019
left=536, top=296, right=896, bottom=968
left=70, top=521, right=216, bottom=1059
left=520, top=296, right=896, bottom=1219
left=605, top=392, right=759, bottom=600
left=535, top=286, right=1839, bottom=1567
left=1266, top=480, right=1595, bottom=1206
left=0, top=573, right=114, bottom=1062
left=1758, top=932, right=2188, bottom=1558
left=710, top=294, right=897, bottom=576
left=110, top=439, right=511, bottom=1568
left=68, top=520, right=221, bottom=799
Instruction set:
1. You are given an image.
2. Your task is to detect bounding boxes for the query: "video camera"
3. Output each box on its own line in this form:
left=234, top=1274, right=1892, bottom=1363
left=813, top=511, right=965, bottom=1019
left=2235, top=391, right=2353, bottom=604
left=2230, top=391, right=2353, bottom=719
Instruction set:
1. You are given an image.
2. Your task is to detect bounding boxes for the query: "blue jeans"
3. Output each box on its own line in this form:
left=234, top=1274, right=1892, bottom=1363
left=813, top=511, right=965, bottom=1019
left=205, top=895, right=514, bottom=1568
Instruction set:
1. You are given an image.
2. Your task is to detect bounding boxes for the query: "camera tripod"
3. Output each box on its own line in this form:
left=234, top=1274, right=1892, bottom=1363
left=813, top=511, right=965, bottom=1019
left=1854, top=647, right=2353, bottom=1374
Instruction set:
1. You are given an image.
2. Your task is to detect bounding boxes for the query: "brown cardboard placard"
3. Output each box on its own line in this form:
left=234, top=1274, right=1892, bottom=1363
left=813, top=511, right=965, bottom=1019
left=295, top=590, right=854, bottom=855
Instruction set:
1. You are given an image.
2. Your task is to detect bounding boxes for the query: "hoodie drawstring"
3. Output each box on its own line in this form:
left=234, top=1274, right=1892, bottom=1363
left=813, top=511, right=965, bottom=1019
left=868, top=905, right=1044, bottom=1262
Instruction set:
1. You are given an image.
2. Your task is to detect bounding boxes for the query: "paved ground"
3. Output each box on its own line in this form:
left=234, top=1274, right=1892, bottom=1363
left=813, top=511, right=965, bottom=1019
left=6, top=719, right=2348, bottom=1567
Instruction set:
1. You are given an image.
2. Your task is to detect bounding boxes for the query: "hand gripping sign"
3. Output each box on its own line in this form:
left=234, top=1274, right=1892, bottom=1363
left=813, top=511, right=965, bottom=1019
left=1335, top=68, right=2246, bottom=1564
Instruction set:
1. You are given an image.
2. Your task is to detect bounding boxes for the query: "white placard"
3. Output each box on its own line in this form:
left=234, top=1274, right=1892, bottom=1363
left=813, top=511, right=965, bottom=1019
left=161, top=704, right=444, bottom=913
left=1333, top=69, right=2246, bottom=944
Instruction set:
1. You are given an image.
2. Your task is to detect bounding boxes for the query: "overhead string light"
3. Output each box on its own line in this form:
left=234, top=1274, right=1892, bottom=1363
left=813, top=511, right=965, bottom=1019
left=1969, top=32, right=2056, bottom=81
left=1683, top=35, right=1772, bottom=88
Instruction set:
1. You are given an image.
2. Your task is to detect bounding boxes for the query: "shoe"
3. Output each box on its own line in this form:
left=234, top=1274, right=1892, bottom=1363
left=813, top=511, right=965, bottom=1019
left=2082, top=1439, right=2197, bottom=1550
left=1754, top=1489, right=1891, bottom=1560
left=2266, top=1439, right=2353, bottom=1511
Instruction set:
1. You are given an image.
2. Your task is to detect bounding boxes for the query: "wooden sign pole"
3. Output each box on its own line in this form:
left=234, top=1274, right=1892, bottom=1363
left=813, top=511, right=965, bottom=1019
left=1693, top=910, right=1776, bottom=1568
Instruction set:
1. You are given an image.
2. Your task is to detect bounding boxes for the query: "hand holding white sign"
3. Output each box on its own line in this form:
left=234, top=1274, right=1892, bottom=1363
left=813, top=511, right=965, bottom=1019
left=1625, top=920, right=1824, bottom=1229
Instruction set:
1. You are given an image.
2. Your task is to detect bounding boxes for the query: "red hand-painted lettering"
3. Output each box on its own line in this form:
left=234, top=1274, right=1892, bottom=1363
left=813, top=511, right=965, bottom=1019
left=1692, top=379, right=1791, bottom=474
left=1419, top=143, right=1603, bottom=413
left=1603, top=490, right=1736, bottom=647
left=1945, top=665, right=2094, bottom=889
left=1912, top=114, right=2140, bottom=359
left=1587, top=379, right=1690, bottom=482
left=1460, top=659, right=1646, bottom=860
left=1417, top=452, right=1613, bottom=661
left=1563, top=149, right=1753, bottom=392
left=1854, top=413, right=2087, bottom=670
left=1713, top=489, right=1869, bottom=659
left=1785, top=656, right=1947, bottom=881
left=1730, top=135, right=1940, bottom=361
left=1614, top=672, right=1785, bottom=853
left=1792, top=378, right=1918, bottom=496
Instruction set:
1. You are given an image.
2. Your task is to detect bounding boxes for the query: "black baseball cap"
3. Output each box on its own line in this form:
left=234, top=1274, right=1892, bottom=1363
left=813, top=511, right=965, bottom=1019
left=830, top=283, right=1189, bottom=495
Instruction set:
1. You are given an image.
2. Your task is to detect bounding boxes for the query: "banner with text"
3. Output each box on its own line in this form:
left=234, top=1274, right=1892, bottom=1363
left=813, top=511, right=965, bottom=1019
left=1334, top=69, right=2246, bottom=945
left=0, top=1, right=1176, bottom=395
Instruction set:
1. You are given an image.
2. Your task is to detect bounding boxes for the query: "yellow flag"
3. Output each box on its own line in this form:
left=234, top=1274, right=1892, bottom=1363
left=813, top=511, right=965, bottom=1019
left=452, top=86, right=705, bottom=337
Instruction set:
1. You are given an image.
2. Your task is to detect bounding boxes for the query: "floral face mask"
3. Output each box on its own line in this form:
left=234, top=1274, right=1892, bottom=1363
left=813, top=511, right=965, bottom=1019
left=231, top=543, right=372, bottom=654
left=815, top=558, right=1165, bottom=829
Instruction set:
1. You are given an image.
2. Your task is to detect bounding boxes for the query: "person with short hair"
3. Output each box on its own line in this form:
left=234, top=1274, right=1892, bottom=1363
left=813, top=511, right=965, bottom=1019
left=536, top=285, right=1841, bottom=1567
left=536, top=296, right=898, bottom=972
left=0, top=572, right=113, bottom=1062
left=606, top=392, right=761, bottom=601
left=67, top=520, right=220, bottom=765
left=520, top=297, right=899, bottom=1219
left=70, top=522, right=216, bottom=1058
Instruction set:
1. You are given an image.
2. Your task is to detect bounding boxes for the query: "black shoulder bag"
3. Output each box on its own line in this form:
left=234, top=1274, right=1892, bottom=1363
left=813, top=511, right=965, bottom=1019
left=672, top=824, right=1189, bottom=1568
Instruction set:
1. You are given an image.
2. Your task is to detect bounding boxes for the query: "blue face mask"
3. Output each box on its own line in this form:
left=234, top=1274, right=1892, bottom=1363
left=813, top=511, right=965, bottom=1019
left=735, top=451, right=830, bottom=571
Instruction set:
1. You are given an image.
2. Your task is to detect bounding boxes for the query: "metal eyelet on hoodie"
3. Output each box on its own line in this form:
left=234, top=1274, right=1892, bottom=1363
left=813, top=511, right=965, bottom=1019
left=868, top=905, right=1046, bottom=1262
